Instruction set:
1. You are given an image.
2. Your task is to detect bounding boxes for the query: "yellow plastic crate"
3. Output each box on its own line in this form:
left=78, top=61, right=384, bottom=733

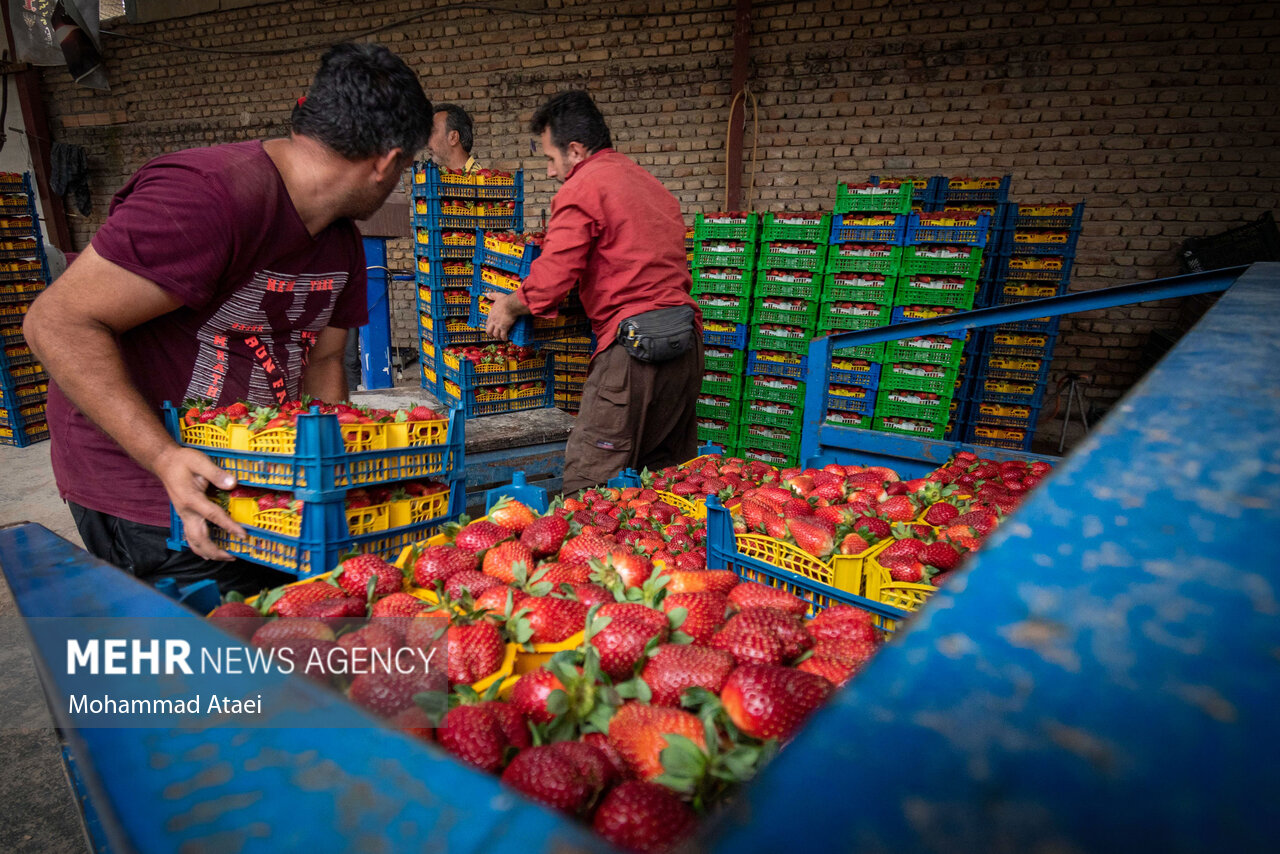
left=388, top=491, right=450, bottom=529
left=731, top=535, right=891, bottom=599
left=863, top=552, right=937, bottom=616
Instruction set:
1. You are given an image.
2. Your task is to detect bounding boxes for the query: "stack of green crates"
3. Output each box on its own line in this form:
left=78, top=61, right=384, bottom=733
left=737, top=212, right=830, bottom=467
left=818, top=181, right=914, bottom=432
left=693, top=212, right=758, bottom=455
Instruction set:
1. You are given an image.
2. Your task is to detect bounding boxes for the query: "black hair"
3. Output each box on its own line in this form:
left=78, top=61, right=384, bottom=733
left=291, top=42, right=432, bottom=160
left=530, top=90, right=612, bottom=154
left=435, top=103, right=474, bottom=154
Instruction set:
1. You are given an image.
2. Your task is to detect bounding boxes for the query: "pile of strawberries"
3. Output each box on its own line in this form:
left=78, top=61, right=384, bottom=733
left=205, top=450, right=1052, bottom=852
left=444, top=342, right=538, bottom=367
left=181, top=397, right=443, bottom=431
left=213, top=481, right=449, bottom=519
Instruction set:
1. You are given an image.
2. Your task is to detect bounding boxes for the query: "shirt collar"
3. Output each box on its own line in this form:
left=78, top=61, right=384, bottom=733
left=464, top=155, right=478, bottom=173
left=565, top=147, right=613, bottom=182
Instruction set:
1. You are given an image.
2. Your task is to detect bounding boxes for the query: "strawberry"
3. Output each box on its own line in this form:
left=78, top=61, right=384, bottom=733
left=607, top=703, right=706, bottom=781
left=738, top=497, right=772, bottom=531
left=348, top=665, right=443, bottom=719
left=951, top=510, right=998, bottom=536
left=591, top=551, right=654, bottom=593
left=549, top=740, right=618, bottom=793
left=522, top=596, right=589, bottom=643
left=889, top=563, right=925, bottom=583
left=250, top=617, right=335, bottom=648
left=598, top=603, right=670, bottom=636
left=537, top=561, right=593, bottom=585
left=406, top=404, right=439, bottom=421
left=923, top=501, right=961, bottom=527
left=510, top=667, right=567, bottom=724
left=297, top=596, right=366, bottom=628
left=413, top=545, right=477, bottom=588
left=558, top=533, right=617, bottom=566
left=879, top=537, right=927, bottom=564
left=876, top=495, right=917, bottom=522
left=806, top=605, right=878, bottom=643
left=501, top=745, right=595, bottom=814
left=268, top=581, right=343, bottom=618
left=641, top=643, right=735, bottom=706
left=721, top=663, right=834, bottom=741
left=797, top=654, right=856, bottom=686
left=592, top=781, right=697, bottom=854
left=488, top=497, right=536, bottom=533
left=697, top=569, right=741, bottom=595
left=788, top=516, right=835, bottom=558
left=589, top=613, right=664, bottom=680
left=709, top=607, right=811, bottom=666
left=727, top=582, right=808, bottom=616
left=838, top=531, right=871, bottom=555
left=207, top=601, right=264, bottom=640
left=403, top=610, right=451, bottom=653
left=920, top=541, right=962, bottom=571
left=559, top=582, right=614, bottom=609
left=448, top=621, right=506, bottom=685
left=368, top=591, right=427, bottom=637
left=439, top=701, right=531, bottom=773
left=337, top=554, right=401, bottom=599
left=581, top=732, right=629, bottom=782
left=661, top=591, right=729, bottom=644
left=453, top=519, right=512, bottom=554
left=812, top=636, right=880, bottom=670
left=335, top=622, right=400, bottom=671
left=481, top=540, right=534, bottom=584
left=442, top=569, right=504, bottom=600
left=388, top=705, right=436, bottom=742
left=520, top=514, right=570, bottom=557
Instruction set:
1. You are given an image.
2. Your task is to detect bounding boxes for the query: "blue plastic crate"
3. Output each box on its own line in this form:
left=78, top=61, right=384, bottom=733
left=970, top=376, right=1048, bottom=408
left=413, top=229, right=477, bottom=262
left=995, top=256, right=1074, bottom=285
left=870, top=174, right=945, bottom=208
left=704, top=323, right=748, bottom=349
left=888, top=306, right=968, bottom=336
left=162, top=404, right=465, bottom=500
left=966, top=422, right=1035, bottom=452
left=1007, top=201, right=1085, bottom=231
left=417, top=285, right=472, bottom=322
left=828, top=359, right=882, bottom=388
left=826, top=386, right=876, bottom=416
left=411, top=161, right=525, bottom=203
left=410, top=196, right=522, bottom=231
left=937, top=175, right=1011, bottom=205
left=829, top=214, right=907, bottom=245
left=978, top=352, right=1054, bottom=385
left=439, top=377, right=553, bottom=418
left=172, top=478, right=466, bottom=581
left=479, top=244, right=540, bottom=278
left=441, top=352, right=552, bottom=391
left=0, top=416, right=48, bottom=447
left=747, top=350, right=808, bottom=379
left=1006, top=237, right=1079, bottom=258
left=905, top=213, right=992, bottom=247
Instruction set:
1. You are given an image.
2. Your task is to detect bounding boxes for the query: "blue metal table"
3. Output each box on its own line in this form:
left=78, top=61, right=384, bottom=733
left=2, top=263, right=1277, bottom=852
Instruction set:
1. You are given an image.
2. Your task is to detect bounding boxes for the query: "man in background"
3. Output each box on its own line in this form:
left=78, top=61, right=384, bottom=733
left=427, top=103, right=481, bottom=173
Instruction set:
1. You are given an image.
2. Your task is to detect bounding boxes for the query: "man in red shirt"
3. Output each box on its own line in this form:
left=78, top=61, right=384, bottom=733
left=485, top=91, right=702, bottom=492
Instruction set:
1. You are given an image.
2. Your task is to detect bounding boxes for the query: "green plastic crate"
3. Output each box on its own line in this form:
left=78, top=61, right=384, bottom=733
left=752, top=295, right=819, bottom=327
left=818, top=301, right=892, bottom=330
left=749, top=325, right=814, bottom=355
left=746, top=374, right=805, bottom=406
left=825, top=409, right=872, bottom=429
left=874, top=388, right=954, bottom=423
left=698, top=292, right=752, bottom=324
left=692, top=267, right=754, bottom=293
left=883, top=334, right=967, bottom=367
left=873, top=414, right=948, bottom=440
left=757, top=241, right=828, bottom=272
left=740, top=445, right=798, bottom=468
left=833, top=182, right=914, bottom=215
left=697, top=415, right=740, bottom=449
left=755, top=269, right=822, bottom=300
left=742, top=399, right=804, bottom=430
left=901, top=245, right=984, bottom=278
left=693, top=240, right=757, bottom=269
left=703, top=345, right=747, bottom=374
left=701, top=370, right=745, bottom=399
left=737, top=421, right=802, bottom=459
left=880, top=360, right=962, bottom=396
left=760, top=212, right=831, bottom=242
left=696, top=394, right=740, bottom=421
left=825, top=243, right=903, bottom=275
left=894, top=276, right=978, bottom=309
left=832, top=341, right=886, bottom=362
left=820, top=273, right=897, bottom=305
left=694, top=211, right=759, bottom=241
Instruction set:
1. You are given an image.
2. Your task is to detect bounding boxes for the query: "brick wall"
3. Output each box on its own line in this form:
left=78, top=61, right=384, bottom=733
left=39, top=0, right=1280, bottom=429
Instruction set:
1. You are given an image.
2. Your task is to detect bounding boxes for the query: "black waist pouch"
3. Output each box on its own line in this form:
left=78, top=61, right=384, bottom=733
left=616, top=305, right=697, bottom=363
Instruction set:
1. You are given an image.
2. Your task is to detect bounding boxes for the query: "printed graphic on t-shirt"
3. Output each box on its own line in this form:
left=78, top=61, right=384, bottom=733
left=183, top=269, right=347, bottom=405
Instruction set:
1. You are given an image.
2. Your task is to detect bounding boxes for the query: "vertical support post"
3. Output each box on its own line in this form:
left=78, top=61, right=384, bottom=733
left=799, top=334, right=831, bottom=464
left=361, top=236, right=393, bottom=390
left=726, top=0, right=752, bottom=211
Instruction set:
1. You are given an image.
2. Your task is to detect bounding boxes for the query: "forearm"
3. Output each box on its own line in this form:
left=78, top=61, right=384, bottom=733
left=25, top=306, right=179, bottom=475
left=303, top=351, right=349, bottom=403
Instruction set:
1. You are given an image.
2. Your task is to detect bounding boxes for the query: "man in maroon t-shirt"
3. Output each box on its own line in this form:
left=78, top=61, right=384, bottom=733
left=485, top=91, right=702, bottom=491
left=23, top=43, right=432, bottom=593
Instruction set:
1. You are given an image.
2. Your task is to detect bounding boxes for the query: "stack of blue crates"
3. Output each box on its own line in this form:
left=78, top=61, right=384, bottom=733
left=0, top=173, right=51, bottom=448
left=964, top=201, right=1085, bottom=450
left=410, top=161, right=522, bottom=393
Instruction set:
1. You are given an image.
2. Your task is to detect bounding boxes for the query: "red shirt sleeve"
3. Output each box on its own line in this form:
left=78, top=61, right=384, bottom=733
left=516, top=193, right=598, bottom=318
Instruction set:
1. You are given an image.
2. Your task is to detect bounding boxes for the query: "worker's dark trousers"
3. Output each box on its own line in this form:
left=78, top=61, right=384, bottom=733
left=68, top=503, right=295, bottom=596
left=562, top=340, right=703, bottom=493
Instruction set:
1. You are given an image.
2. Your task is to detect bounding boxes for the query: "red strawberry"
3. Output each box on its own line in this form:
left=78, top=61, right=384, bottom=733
left=951, top=510, right=998, bottom=536
left=388, top=705, right=436, bottom=742
left=348, top=664, right=442, bottom=720
left=806, top=605, right=879, bottom=643
left=591, top=550, right=654, bottom=592
left=709, top=607, right=812, bottom=666
left=537, top=561, right=593, bottom=585
left=797, top=654, right=856, bottom=686
left=453, top=519, right=512, bottom=554
left=598, top=603, right=670, bottom=636
left=413, top=545, right=477, bottom=588
left=662, top=591, right=729, bottom=644
left=590, top=615, right=664, bottom=680
left=268, top=581, right=343, bottom=617
left=481, top=540, right=534, bottom=584
left=876, top=495, right=917, bottom=522
left=488, top=497, right=537, bottom=534
left=207, top=601, right=264, bottom=640
left=403, top=610, right=451, bottom=652
left=558, top=533, right=617, bottom=566
left=510, top=668, right=567, bottom=724
left=549, top=739, right=618, bottom=793
left=788, top=516, right=835, bottom=558
left=520, top=515, right=570, bottom=557
left=852, top=515, right=892, bottom=540
left=920, top=541, right=961, bottom=571
left=721, top=663, right=834, bottom=741
left=439, top=701, right=531, bottom=773
left=522, top=596, right=589, bottom=643
left=250, top=617, right=335, bottom=648
left=406, top=404, right=439, bottom=421
left=298, top=595, right=366, bottom=628
left=727, top=582, right=808, bottom=616
left=923, top=501, right=961, bottom=526
left=501, top=745, right=595, bottom=815
left=369, top=591, right=427, bottom=637
left=448, top=621, right=506, bottom=684
left=607, top=703, right=706, bottom=781
left=337, top=554, right=401, bottom=598
left=641, top=643, right=735, bottom=706
left=559, top=582, right=613, bottom=609
left=443, top=569, right=504, bottom=600
left=812, top=636, right=880, bottom=671
left=581, top=732, right=629, bottom=782
left=335, top=622, right=400, bottom=671
left=838, top=531, right=871, bottom=555
left=592, top=781, right=698, bottom=854
left=889, top=564, right=924, bottom=583
left=880, top=537, right=927, bottom=564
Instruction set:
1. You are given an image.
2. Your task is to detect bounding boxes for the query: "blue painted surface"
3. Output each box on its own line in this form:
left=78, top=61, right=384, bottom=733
left=0, top=524, right=608, bottom=854
left=708, top=263, right=1280, bottom=853
left=360, top=237, right=394, bottom=391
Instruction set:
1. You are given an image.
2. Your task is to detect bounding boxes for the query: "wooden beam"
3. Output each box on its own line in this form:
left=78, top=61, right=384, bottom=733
left=0, top=2, right=73, bottom=251
left=726, top=0, right=752, bottom=211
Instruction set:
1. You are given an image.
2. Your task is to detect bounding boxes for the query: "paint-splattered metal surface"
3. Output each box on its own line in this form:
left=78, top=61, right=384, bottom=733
left=707, top=265, right=1280, bottom=852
